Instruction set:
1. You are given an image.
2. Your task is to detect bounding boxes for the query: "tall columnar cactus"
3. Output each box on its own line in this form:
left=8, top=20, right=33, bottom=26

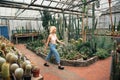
left=112, top=16, right=116, bottom=32
left=0, top=57, right=6, bottom=71
left=1, top=62, right=10, bottom=80
left=108, top=0, right=114, bottom=34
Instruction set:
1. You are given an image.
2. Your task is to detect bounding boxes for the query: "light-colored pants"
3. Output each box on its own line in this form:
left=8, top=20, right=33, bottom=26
left=45, top=43, right=60, bottom=64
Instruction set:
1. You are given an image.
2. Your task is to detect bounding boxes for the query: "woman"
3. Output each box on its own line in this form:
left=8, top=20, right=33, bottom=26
left=44, top=26, right=64, bottom=70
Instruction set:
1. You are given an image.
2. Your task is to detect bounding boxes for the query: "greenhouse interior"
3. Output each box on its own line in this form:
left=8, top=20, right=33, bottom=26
left=0, top=0, right=120, bottom=80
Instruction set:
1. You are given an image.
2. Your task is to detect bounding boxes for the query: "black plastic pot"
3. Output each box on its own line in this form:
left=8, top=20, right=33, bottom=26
left=23, top=75, right=31, bottom=80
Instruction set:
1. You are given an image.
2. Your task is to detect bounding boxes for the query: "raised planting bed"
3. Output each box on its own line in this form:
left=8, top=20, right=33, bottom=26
left=38, top=52, right=98, bottom=67
left=27, top=46, right=98, bottom=67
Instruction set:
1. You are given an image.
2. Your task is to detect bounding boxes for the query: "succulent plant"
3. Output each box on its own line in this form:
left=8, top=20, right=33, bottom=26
left=14, top=68, right=24, bottom=80
left=10, top=63, right=19, bottom=73
left=0, top=57, right=6, bottom=71
left=10, top=54, right=18, bottom=64
left=0, top=50, right=5, bottom=57
left=6, top=52, right=13, bottom=63
left=25, top=64, right=32, bottom=75
left=21, top=60, right=31, bottom=71
left=1, top=62, right=10, bottom=80
left=1, top=43, right=6, bottom=50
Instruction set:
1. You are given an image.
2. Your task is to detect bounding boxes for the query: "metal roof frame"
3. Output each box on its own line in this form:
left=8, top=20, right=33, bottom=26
left=0, top=0, right=119, bottom=21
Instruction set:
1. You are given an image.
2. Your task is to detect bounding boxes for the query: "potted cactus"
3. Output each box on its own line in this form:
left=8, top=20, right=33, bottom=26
left=10, top=63, right=19, bottom=80
left=14, top=68, right=24, bottom=80
left=10, top=63, right=19, bottom=73
left=23, top=64, right=32, bottom=80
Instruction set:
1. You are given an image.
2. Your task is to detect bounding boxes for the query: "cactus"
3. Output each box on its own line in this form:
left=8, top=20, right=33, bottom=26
left=6, top=52, right=13, bottom=63
left=0, top=57, right=6, bottom=71
left=0, top=43, right=7, bottom=56
left=0, top=50, right=5, bottom=58
left=10, top=54, right=18, bottom=64
left=1, top=62, right=10, bottom=80
left=0, top=43, right=6, bottom=50
left=14, top=68, right=24, bottom=80
left=25, top=64, right=32, bottom=76
left=21, top=60, right=31, bottom=71
left=10, top=63, right=19, bottom=73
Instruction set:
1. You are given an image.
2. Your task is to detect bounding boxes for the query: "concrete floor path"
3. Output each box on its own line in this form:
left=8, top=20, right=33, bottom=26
left=15, top=44, right=111, bottom=80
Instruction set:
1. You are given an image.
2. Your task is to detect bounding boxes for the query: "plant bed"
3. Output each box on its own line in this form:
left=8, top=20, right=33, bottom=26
left=26, top=46, right=99, bottom=67
left=33, top=51, right=98, bottom=67
left=26, top=36, right=113, bottom=67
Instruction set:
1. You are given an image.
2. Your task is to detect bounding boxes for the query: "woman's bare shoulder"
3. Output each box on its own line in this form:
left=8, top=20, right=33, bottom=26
left=48, top=34, right=52, bottom=38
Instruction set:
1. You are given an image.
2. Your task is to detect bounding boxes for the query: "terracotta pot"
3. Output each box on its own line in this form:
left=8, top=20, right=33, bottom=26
left=32, top=69, right=40, bottom=77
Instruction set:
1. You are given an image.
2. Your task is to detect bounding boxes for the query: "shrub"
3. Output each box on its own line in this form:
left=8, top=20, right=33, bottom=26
left=95, top=48, right=110, bottom=59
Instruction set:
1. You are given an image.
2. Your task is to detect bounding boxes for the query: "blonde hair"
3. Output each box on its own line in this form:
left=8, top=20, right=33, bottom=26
left=49, top=26, right=56, bottom=33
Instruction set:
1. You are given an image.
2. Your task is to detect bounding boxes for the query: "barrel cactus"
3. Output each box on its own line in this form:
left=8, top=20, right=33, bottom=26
left=25, top=60, right=31, bottom=64
left=0, top=43, right=7, bottom=55
left=10, top=63, right=19, bottom=73
left=1, top=43, right=6, bottom=50
left=10, top=54, right=18, bottom=63
left=14, top=68, right=24, bottom=80
left=21, top=60, right=31, bottom=71
left=6, top=52, right=13, bottom=63
left=25, top=64, right=32, bottom=75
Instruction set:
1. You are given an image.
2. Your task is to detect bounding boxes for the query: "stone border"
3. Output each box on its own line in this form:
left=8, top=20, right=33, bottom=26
left=38, top=53, right=98, bottom=67
left=27, top=46, right=98, bottom=67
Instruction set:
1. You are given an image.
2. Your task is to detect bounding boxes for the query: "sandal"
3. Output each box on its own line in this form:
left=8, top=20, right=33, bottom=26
left=44, top=63, right=49, bottom=67
left=58, top=66, right=64, bottom=70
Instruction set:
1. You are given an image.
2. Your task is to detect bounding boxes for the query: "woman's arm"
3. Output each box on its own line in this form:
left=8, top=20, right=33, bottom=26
left=56, top=35, right=64, bottom=45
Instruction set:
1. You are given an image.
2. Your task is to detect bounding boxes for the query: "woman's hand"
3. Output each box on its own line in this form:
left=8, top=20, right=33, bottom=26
left=44, top=43, right=48, bottom=54
left=44, top=47, right=47, bottom=54
left=61, top=42, right=65, bottom=46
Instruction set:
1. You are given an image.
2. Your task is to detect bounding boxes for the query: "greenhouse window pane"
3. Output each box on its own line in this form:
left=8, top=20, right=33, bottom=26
left=62, top=4, right=68, bottom=9
left=49, top=2, right=58, bottom=7
left=56, top=3, right=64, bottom=8
left=34, top=0, right=45, bottom=5
left=40, top=1, right=51, bottom=6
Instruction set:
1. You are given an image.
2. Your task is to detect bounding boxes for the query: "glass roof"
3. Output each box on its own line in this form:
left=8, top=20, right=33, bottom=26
left=0, top=0, right=119, bottom=20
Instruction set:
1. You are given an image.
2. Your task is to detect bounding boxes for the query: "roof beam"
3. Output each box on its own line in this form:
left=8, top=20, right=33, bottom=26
left=0, top=4, right=82, bottom=15
left=0, top=0, right=82, bottom=13
left=0, top=16, right=41, bottom=21
left=15, top=0, right=37, bottom=17
left=68, top=0, right=98, bottom=9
